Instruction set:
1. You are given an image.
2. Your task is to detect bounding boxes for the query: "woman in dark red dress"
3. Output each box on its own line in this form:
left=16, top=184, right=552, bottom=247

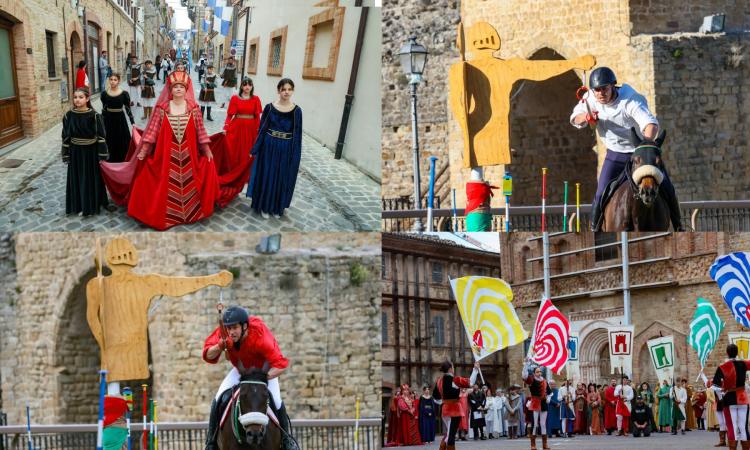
left=397, top=384, right=422, bottom=445
left=217, top=77, right=261, bottom=203
left=573, top=382, right=588, bottom=434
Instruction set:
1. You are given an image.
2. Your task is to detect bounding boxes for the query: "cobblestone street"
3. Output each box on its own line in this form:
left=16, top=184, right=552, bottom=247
left=395, top=429, right=717, bottom=449
left=0, top=71, right=380, bottom=232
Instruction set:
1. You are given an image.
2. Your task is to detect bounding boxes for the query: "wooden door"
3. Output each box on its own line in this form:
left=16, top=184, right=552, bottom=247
left=0, top=20, right=23, bottom=148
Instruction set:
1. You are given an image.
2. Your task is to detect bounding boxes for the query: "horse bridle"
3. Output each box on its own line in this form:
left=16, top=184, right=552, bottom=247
left=233, top=380, right=270, bottom=443
left=630, top=144, right=663, bottom=200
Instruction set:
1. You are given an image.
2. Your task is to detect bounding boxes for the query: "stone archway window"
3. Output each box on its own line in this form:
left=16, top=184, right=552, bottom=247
left=267, top=26, right=288, bottom=76
left=301, top=6, right=344, bottom=81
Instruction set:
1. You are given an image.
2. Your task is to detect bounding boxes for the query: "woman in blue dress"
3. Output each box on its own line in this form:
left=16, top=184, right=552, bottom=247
left=246, top=78, right=302, bottom=219
left=418, top=385, right=437, bottom=443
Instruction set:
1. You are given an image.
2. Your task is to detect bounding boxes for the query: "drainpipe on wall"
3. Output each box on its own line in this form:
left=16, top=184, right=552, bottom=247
left=334, top=1, right=368, bottom=160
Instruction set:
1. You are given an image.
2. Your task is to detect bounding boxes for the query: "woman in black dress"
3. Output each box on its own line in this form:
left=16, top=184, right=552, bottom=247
left=100, top=73, right=134, bottom=163
left=61, top=87, right=109, bottom=216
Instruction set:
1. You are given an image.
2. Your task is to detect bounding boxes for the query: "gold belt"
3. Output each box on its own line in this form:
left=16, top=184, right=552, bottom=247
left=106, top=108, right=123, bottom=112
left=236, top=114, right=255, bottom=119
left=267, top=129, right=292, bottom=140
left=71, top=137, right=98, bottom=145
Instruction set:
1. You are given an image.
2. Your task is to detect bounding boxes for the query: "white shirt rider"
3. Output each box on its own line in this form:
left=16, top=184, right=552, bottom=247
left=570, top=83, right=659, bottom=153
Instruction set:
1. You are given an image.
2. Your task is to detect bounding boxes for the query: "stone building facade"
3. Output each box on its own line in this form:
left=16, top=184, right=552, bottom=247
left=500, top=232, right=750, bottom=387
left=382, top=0, right=750, bottom=208
left=0, top=0, right=139, bottom=150
left=0, top=232, right=381, bottom=425
left=381, top=233, right=507, bottom=408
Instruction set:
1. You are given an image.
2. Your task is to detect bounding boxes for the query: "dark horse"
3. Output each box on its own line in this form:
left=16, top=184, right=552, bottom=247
left=603, top=128, right=671, bottom=231
left=218, top=362, right=283, bottom=450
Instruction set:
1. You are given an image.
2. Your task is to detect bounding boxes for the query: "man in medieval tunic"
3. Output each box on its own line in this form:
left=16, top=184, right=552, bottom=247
left=522, top=359, right=553, bottom=450
left=704, top=343, right=750, bottom=450
left=220, top=56, right=238, bottom=108
left=603, top=378, right=618, bottom=434
left=127, top=55, right=142, bottom=109
left=433, top=360, right=479, bottom=450
left=615, top=376, right=634, bottom=435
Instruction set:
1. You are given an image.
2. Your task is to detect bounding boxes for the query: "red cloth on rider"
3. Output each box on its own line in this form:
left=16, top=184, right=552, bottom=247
left=103, top=396, right=129, bottom=426
left=203, top=316, right=289, bottom=370
left=465, top=181, right=497, bottom=214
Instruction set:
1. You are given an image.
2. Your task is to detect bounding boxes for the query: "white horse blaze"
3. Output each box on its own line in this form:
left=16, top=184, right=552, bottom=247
left=239, top=412, right=269, bottom=427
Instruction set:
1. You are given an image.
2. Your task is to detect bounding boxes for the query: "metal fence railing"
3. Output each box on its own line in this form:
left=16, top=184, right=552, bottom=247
left=381, top=200, right=750, bottom=232
left=0, top=419, right=381, bottom=450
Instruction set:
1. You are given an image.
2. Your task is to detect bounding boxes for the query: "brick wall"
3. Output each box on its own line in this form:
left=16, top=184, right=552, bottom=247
left=0, top=0, right=135, bottom=143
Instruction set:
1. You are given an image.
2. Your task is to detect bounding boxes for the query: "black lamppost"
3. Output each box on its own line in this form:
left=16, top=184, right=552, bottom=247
left=398, top=37, right=428, bottom=232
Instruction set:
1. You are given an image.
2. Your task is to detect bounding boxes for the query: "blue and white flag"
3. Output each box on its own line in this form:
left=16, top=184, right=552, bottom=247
left=710, top=252, right=750, bottom=328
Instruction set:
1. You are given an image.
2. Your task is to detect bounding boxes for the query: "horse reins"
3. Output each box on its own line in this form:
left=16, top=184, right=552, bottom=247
left=630, top=144, right=663, bottom=199
left=232, top=380, right=270, bottom=444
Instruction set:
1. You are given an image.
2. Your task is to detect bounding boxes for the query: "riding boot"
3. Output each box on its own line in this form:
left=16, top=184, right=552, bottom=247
left=201, top=106, right=205, bottom=118
left=275, top=403, right=299, bottom=450
left=206, top=107, right=213, bottom=121
left=590, top=201, right=602, bottom=231
left=204, top=399, right=221, bottom=450
left=529, top=434, right=537, bottom=450
left=729, top=440, right=738, bottom=450
left=542, top=435, right=550, bottom=450
left=716, top=431, right=727, bottom=447
left=660, top=179, right=684, bottom=231
left=439, top=441, right=447, bottom=450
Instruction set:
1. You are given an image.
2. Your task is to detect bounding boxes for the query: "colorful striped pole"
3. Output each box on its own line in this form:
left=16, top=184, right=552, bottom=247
left=123, top=387, right=133, bottom=450
left=451, top=188, right=457, bottom=232
left=563, top=181, right=569, bottom=232
left=152, top=400, right=159, bottom=450
left=97, top=370, right=108, bottom=450
left=427, top=156, right=438, bottom=232
left=149, top=399, right=154, bottom=450
left=576, top=183, right=581, bottom=233
left=26, top=404, right=32, bottom=450
left=353, top=396, right=361, bottom=450
left=142, top=384, right=148, bottom=450
left=541, top=168, right=548, bottom=232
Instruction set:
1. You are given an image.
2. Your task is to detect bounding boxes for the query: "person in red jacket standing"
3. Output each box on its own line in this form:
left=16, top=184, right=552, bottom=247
left=603, top=378, right=618, bottom=434
left=202, top=305, right=296, bottom=450
left=75, top=60, right=89, bottom=89
left=433, top=360, right=479, bottom=450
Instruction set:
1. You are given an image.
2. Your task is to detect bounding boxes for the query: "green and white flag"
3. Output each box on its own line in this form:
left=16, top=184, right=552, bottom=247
left=648, top=335, right=675, bottom=385
left=688, top=297, right=725, bottom=369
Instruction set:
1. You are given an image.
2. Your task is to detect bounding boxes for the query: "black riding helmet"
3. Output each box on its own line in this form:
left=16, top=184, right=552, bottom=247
left=223, top=305, right=249, bottom=327
left=589, top=67, right=617, bottom=89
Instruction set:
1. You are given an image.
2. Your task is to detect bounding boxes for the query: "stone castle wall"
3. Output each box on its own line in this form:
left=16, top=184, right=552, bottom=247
left=0, top=232, right=381, bottom=424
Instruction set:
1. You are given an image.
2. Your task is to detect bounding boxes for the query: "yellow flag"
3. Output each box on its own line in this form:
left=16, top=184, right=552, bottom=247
left=450, top=276, right=529, bottom=361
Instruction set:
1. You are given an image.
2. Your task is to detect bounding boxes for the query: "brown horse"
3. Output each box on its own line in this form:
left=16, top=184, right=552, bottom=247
left=218, top=363, right=283, bottom=450
left=603, top=128, right=671, bottom=231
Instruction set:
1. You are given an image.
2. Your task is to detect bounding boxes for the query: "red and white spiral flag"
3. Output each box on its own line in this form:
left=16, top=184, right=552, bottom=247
left=531, top=298, right=570, bottom=374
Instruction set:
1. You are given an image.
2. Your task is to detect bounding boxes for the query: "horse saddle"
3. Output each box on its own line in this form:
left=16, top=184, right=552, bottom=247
left=596, top=160, right=634, bottom=219
left=219, top=389, right=281, bottom=430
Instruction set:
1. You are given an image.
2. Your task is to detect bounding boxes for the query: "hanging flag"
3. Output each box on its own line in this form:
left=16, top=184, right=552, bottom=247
left=213, top=7, right=222, bottom=33
left=565, top=333, right=580, bottom=382
left=530, top=298, right=570, bottom=374
left=221, top=6, right=233, bottom=36
left=728, top=332, right=750, bottom=359
left=608, top=325, right=635, bottom=377
left=450, top=276, right=528, bottom=361
left=648, top=335, right=675, bottom=385
left=710, top=252, right=750, bottom=328
left=688, top=297, right=725, bottom=369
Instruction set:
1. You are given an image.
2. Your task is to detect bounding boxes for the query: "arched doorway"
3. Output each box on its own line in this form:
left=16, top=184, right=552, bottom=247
left=69, top=30, right=83, bottom=97
left=508, top=48, right=598, bottom=206
left=55, top=267, right=153, bottom=423
left=580, top=326, right=617, bottom=384
left=0, top=14, right=23, bottom=148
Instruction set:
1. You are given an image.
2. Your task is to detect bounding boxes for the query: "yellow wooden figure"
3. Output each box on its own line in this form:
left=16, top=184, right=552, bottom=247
left=449, top=21, right=596, bottom=168
left=86, top=237, right=233, bottom=382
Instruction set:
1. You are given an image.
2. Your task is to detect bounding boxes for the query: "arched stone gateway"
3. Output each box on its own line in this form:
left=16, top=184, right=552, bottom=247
left=509, top=48, right=597, bottom=206
left=579, top=325, right=611, bottom=384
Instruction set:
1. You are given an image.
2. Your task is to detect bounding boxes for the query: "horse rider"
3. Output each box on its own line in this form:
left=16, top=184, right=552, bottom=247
left=203, top=306, right=296, bottom=450
left=570, top=66, right=683, bottom=231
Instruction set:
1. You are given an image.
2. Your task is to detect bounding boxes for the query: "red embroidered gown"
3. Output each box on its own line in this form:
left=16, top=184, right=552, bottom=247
left=208, top=94, right=261, bottom=207
left=397, top=397, right=422, bottom=445
left=126, top=105, right=219, bottom=230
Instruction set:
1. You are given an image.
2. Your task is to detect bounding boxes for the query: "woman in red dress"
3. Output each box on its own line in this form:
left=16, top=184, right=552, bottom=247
left=386, top=387, right=402, bottom=445
left=128, top=70, right=219, bottom=229
left=217, top=77, right=261, bottom=202
left=397, top=384, right=422, bottom=445
left=75, top=60, right=89, bottom=89
left=573, top=382, right=588, bottom=434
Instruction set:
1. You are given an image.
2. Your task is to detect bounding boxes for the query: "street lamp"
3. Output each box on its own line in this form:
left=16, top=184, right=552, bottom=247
left=398, top=36, right=428, bottom=232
